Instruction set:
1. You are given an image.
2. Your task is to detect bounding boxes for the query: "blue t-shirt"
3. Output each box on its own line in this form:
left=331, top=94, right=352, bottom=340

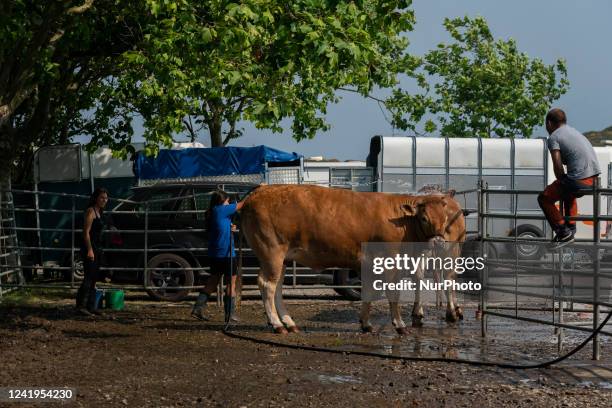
left=208, top=203, right=237, bottom=258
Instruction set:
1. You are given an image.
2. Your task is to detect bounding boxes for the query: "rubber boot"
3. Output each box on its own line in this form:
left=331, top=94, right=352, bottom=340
left=223, top=295, right=239, bottom=323
left=86, top=286, right=103, bottom=316
left=75, top=286, right=86, bottom=309
left=191, top=292, right=209, bottom=321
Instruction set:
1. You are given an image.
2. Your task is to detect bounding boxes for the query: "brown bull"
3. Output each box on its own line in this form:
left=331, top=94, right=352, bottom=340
left=240, top=184, right=461, bottom=334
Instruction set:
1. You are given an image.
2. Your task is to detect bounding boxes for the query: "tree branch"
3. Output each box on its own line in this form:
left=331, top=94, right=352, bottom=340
left=222, top=122, right=237, bottom=146
left=182, top=115, right=197, bottom=142
left=66, top=0, right=95, bottom=15
left=338, top=87, right=387, bottom=104
left=22, top=81, right=53, bottom=144
left=222, top=97, right=247, bottom=145
left=0, top=84, right=38, bottom=127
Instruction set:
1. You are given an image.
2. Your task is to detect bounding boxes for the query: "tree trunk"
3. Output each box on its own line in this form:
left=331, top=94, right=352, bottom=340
left=209, top=118, right=223, bottom=147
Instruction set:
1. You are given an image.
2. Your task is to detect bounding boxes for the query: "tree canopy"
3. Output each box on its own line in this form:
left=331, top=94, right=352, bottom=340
left=1, top=4, right=572, bottom=185
left=105, top=0, right=417, bottom=152
left=386, top=16, right=570, bottom=138
left=1, top=0, right=418, bottom=179
left=0, top=0, right=147, bottom=180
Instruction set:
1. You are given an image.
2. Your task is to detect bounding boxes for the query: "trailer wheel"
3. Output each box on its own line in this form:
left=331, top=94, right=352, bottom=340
left=145, top=253, right=194, bottom=302
left=510, top=225, right=545, bottom=260
left=333, top=269, right=361, bottom=301
left=61, top=252, right=85, bottom=282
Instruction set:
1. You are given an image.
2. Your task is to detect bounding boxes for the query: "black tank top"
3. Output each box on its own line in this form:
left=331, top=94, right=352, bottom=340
left=83, top=207, right=105, bottom=252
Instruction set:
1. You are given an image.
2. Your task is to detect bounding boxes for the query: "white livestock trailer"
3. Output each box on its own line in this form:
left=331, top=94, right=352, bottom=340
left=367, top=136, right=612, bottom=258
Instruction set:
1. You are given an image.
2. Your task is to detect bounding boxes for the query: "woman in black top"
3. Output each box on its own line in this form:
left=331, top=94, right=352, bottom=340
left=76, top=188, right=109, bottom=316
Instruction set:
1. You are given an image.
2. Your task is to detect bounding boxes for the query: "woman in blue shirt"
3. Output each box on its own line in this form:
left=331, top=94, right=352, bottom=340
left=192, top=190, right=244, bottom=322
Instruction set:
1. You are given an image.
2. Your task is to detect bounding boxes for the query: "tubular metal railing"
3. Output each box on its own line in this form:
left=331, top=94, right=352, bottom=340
left=0, top=188, right=358, bottom=297
left=2, top=183, right=612, bottom=363
left=477, top=178, right=612, bottom=360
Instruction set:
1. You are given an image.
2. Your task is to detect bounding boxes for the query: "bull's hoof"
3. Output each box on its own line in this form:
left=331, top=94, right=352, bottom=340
left=273, top=326, right=289, bottom=335
left=360, top=325, right=374, bottom=334
left=395, top=326, right=409, bottom=336
left=455, top=306, right=464, bottom=320
left=445, top=310, right=458, bottom=323
left=411, top=317, right=424, bottom=328
left=359, top=319, right=374, bottom=334
left=286, top=325, right=300, bottom=334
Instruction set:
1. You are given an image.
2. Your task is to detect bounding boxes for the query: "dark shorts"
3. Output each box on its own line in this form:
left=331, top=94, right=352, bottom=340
left=208, top=257, right=238, bottom=280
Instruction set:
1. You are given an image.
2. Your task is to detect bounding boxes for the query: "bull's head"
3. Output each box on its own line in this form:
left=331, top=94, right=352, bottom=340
left=402, top=197, right=448, bottom=246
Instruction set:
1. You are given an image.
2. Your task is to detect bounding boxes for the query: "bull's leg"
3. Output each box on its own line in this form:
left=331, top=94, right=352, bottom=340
left=389, top=301, right=409, bottom=335
left=450, top=272, right=463, bottom=320
left=444, top=279, right=458, bottom=323
left=434, top=269, right=443, bottom=309
left=258, top=273, right=285, bottom=333
left=446, top=248, right=463, bottom=322
left=274, top=269, right=299, bottom=333
left=359, top=302, right=374, bottom=333
left=454, top=298, right=463, bottom=320
left=411, top=267, right=424, bottom=327
left=257, top=256, right=287, bottom=334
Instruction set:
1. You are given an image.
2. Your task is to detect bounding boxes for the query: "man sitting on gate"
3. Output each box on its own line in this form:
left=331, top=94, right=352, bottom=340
left=537, top=108, right=600, bottom=246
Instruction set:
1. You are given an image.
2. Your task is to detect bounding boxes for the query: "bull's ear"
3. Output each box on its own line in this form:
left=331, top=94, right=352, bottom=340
left=402, top=203, right=416, bottom=216
left=447, top=189, right=456, bottom=198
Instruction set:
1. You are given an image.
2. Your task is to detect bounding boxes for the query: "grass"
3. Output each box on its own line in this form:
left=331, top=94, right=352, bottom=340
left=0, top=287, right=74, bottom=307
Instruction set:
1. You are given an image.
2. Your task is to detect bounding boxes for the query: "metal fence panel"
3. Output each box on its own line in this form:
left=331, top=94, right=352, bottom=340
left=267, top=167, right=301, bottom=184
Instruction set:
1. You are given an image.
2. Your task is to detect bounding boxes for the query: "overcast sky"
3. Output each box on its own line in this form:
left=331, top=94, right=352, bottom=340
left=116, top=1, right=612, bottom=160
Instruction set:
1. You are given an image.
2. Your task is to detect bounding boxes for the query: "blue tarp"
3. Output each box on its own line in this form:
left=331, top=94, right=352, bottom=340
left=134, top=145, right=301, bottom=180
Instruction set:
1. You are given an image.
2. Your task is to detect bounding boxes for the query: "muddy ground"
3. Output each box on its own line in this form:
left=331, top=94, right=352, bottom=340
left=0, top=290, right=611, bottom=407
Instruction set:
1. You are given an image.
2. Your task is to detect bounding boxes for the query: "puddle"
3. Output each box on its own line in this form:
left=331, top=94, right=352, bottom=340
left=598, top=381, right=612, bottom=389
left=317, top=374, right=362, bottom=385
left=243, top=305, right=612, bottom=383
left=577, top=380, right=612, bottom=389
left=338, top=337, right=491, bottom=362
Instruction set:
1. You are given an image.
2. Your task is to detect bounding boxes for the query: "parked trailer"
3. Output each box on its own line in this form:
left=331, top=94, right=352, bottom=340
left=14, top=145, right=318, bottom=295
left=302, top=158, right=373, bottom=191
left=368, top=136, right=612, bottom=258
left=21, top=143, right=204, bottom=273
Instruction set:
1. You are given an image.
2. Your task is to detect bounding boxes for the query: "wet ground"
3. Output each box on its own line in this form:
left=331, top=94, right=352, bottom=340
left=0, top=289, right=611, bottom=407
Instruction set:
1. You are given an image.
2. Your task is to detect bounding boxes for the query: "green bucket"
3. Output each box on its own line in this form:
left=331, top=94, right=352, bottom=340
left=105, top=289, right=125, bottom=311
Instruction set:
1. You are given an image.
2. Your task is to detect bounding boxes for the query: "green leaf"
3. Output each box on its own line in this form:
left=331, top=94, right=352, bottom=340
left=387, top=15, right=569, bottom=138
left=228, top=71, right=241, bottom=85
left=201, top=27, right=213, bottom=43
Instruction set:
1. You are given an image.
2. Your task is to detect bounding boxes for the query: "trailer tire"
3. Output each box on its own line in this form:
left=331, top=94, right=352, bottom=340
left=333, top=269, right=361, bottom=301
left=61, top=252, right=85, bottom=282
left=510, top=225, right=545, bottom=260
left=145, top=253, right=194, bottom=302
